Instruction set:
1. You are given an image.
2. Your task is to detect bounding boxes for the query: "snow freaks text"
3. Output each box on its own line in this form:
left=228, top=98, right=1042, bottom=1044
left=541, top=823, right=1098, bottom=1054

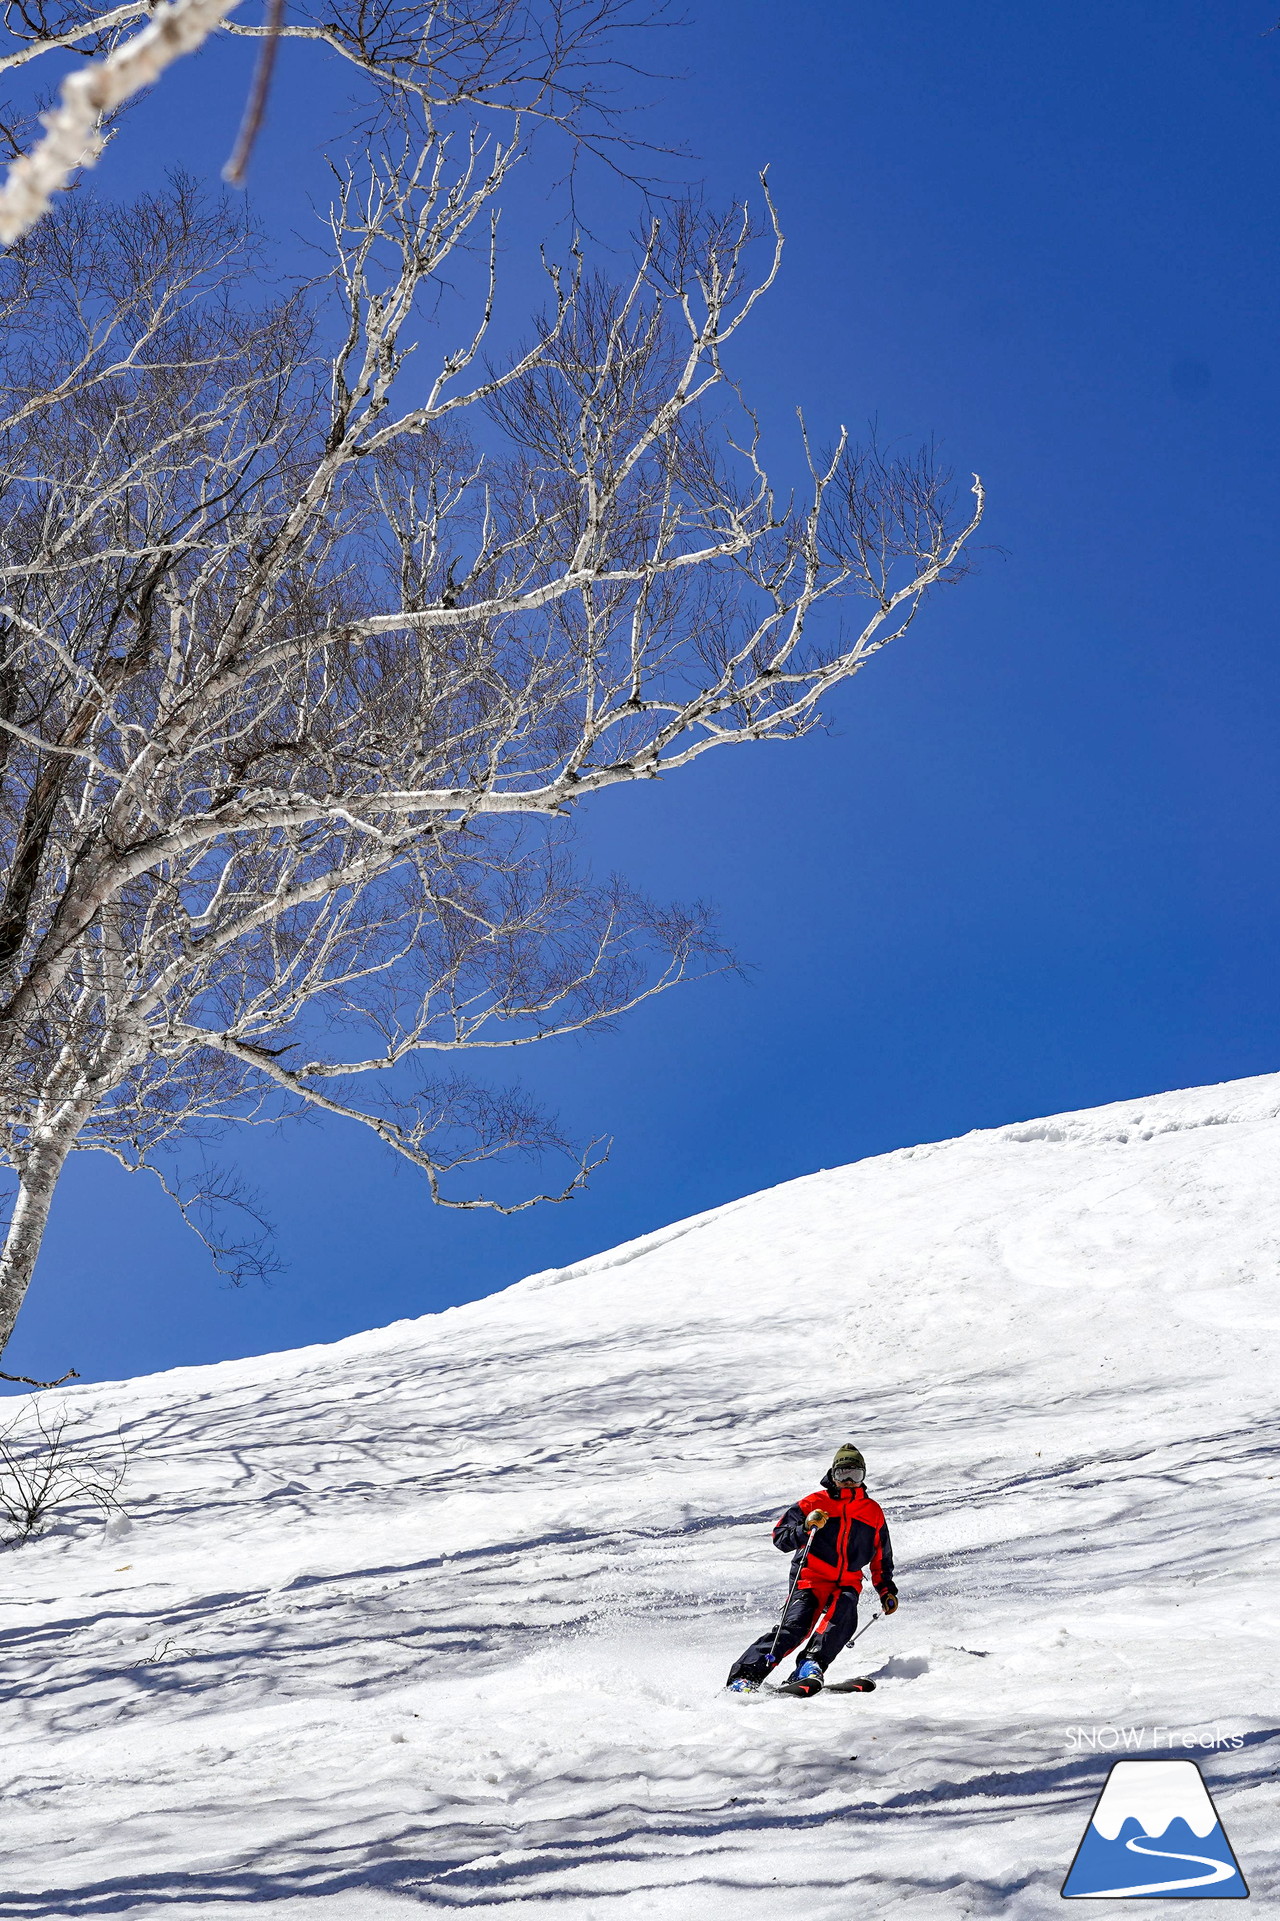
left=1064, top=1726, right=1245, bottom=1752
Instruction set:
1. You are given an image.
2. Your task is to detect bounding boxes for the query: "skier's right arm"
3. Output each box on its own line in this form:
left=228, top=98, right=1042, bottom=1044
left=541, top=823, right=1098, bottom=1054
left=772, top=1502, right=810, bottom=1552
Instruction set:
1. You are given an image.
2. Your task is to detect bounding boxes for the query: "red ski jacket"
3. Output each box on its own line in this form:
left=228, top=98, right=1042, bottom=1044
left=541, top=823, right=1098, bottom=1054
left=772, top=1476, right=896, bottom=1596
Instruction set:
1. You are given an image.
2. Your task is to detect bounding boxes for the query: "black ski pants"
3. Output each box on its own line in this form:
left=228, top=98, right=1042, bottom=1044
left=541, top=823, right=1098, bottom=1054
left=727, top=1584, right=859, bottom=1686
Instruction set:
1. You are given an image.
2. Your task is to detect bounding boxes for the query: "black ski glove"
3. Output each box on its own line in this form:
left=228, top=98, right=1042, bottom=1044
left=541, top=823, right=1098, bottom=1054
left=879, top=1590, right=899, bottom=1615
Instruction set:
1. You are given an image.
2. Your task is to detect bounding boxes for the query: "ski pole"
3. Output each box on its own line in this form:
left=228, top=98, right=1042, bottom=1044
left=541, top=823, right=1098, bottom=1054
left=850, top=1606, right=883, bottom=1646
left=765, top=1529, right=815, bottom=1672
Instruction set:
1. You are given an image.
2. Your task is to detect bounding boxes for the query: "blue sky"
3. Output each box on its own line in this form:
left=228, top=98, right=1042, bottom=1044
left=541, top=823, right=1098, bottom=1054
left=6, top=0, right=1280, bottom=1386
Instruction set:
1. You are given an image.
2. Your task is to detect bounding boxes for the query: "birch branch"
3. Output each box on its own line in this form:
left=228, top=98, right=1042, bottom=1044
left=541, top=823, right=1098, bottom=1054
left=0, top=2, right=151, bottom=76
left=0, top=0, right=242, bottom=245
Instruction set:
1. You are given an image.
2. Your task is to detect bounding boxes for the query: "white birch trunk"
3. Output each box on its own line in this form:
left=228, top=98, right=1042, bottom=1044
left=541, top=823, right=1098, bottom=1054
left=0, top=1121, right=82, bottom=1354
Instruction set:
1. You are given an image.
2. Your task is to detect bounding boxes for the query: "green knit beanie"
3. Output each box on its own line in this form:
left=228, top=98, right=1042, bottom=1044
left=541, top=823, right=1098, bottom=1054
left=831, top=1444, right=865, bottom=1477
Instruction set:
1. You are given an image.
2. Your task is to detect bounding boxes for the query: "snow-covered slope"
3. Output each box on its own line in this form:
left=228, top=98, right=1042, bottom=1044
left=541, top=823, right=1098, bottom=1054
left=2, top=1074, right=1278, bottom=1917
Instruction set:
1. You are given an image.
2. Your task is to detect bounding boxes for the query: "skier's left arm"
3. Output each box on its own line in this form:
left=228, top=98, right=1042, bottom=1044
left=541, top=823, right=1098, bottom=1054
left=871, top=1519, right=898, bottom=1612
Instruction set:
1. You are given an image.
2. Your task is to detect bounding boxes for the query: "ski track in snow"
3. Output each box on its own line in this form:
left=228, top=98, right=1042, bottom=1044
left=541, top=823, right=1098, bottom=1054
left=0, top=1073, right=1278, bottom=1916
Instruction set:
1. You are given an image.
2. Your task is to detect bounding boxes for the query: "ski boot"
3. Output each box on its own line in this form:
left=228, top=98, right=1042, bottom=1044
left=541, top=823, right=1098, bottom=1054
left=727, top=1676, right=760, bottom=1694
left=780, top=1658, right=824, bottom=1697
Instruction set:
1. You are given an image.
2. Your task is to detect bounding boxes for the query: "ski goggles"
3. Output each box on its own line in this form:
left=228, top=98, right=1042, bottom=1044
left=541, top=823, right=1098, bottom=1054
left=831, top=1465, right=865, bottom=1484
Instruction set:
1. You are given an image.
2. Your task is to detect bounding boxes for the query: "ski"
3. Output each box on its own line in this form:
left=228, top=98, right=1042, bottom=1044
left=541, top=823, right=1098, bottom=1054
left=764, top=1674, right=876, bottom=1697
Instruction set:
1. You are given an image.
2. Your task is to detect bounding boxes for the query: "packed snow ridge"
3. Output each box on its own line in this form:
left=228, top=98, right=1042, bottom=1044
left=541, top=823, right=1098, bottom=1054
left=1, top=1072, right=1277, bottom=1917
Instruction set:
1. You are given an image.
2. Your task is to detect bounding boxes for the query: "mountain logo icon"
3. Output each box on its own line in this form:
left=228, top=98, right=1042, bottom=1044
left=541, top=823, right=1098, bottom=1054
left=1062, top=1759, right=1248, bottom=1898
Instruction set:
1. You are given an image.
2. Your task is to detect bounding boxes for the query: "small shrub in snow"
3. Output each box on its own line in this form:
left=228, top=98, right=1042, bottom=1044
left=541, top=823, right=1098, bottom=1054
left=0, top=1401, right=127, bottom=1545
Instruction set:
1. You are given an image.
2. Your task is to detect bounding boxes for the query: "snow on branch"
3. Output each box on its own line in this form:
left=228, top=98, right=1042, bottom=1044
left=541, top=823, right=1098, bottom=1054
left=0, top=0, right=241, bottom=245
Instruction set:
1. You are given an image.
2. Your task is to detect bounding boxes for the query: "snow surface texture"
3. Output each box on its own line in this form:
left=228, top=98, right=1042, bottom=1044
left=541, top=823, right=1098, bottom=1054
left=1, top=1073, right=1278, bottom=1917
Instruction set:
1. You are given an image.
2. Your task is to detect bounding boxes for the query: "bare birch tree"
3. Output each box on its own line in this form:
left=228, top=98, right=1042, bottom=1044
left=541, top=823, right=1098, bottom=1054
left=0, top=129, right=982, bottom=1360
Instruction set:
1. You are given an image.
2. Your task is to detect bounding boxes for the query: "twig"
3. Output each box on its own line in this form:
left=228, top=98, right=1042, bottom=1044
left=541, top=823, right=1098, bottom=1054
left=0, top=1366, right=79, bottom=1388
left=132, top=1636, right=194, bottom=1665
left=223, top=0, right=285, bottom=188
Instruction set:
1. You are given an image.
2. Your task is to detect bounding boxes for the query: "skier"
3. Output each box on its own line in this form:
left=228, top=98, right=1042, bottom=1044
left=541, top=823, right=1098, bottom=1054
left=726, top=1443, right=898, bottom=1695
